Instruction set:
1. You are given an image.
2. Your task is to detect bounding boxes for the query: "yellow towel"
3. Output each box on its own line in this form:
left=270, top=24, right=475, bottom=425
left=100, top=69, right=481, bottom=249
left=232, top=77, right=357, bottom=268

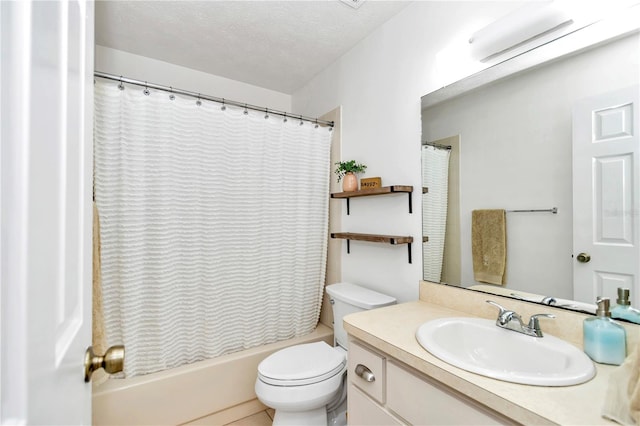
left=92, top=202, right=108, bottom=385
left=471, top=209, right=507, bottom=285
left=602, top=343, right=640, bottom=425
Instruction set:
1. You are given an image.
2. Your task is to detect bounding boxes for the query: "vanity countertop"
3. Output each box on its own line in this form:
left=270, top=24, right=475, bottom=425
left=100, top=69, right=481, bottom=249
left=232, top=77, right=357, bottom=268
left=344, top=299, right=620, bottom=425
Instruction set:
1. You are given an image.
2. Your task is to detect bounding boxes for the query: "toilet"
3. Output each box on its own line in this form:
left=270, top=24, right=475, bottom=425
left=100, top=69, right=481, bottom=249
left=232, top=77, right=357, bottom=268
left=255, top=282, right=396, bottom=426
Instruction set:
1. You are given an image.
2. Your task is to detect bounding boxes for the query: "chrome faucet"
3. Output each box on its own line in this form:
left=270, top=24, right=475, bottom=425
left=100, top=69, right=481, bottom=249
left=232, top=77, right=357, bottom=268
left=510, top=293, right=558, bottom=306
left=486, top=300, right=555, bottom=337
left=540, top=296, right=557, bottom=305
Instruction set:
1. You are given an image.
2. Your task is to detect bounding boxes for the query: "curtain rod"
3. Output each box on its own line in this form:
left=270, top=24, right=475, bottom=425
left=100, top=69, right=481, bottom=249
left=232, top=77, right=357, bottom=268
left=422, top=141, right=452, bottom=150
left=94, top=71, right=335, bottom=128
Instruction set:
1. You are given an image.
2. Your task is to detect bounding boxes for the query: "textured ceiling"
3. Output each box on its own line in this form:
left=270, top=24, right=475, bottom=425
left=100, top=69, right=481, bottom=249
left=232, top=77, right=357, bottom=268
left=95, top=1, right=411, bottom=94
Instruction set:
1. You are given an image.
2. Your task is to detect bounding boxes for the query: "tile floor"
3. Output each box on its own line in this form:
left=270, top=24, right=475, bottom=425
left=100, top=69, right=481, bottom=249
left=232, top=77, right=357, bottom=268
left=225, top=409, right=274, bottom=426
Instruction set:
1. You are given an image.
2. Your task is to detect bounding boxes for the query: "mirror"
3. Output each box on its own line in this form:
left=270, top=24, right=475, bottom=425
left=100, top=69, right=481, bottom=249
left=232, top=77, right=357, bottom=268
left=420, top=12, right=640, bottom=315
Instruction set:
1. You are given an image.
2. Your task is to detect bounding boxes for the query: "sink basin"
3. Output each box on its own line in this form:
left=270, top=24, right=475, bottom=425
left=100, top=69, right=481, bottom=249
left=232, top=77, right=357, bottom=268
left=416, top=317, right=595, bottom=386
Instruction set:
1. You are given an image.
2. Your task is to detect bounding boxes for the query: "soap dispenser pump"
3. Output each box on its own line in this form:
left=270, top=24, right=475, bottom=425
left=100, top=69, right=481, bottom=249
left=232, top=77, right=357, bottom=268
left=583, top=297, right=626, bottom=365
left=611, top=288, right=640, bottom=324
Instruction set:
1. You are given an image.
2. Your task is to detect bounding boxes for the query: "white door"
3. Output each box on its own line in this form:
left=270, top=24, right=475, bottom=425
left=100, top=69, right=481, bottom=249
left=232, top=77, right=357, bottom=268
left=573, top=86, right=640, bottom=307
left=1, top=0, right=94, bottom=424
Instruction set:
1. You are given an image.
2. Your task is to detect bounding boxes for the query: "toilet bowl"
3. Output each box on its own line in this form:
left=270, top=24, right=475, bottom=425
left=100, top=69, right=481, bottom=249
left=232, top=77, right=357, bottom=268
left=255, top=342, right=347, bottom=425
left=254, top=283, right=396, bottom=426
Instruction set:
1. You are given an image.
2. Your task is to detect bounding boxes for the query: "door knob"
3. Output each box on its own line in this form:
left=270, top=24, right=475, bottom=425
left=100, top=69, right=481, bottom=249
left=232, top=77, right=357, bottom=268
left=576, top=252, right=591, bottom=263
left=84, top=345, right=125, bottom=382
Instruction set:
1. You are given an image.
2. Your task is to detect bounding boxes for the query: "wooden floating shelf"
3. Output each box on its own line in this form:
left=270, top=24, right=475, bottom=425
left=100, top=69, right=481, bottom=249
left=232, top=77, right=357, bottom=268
left=331, top=185, right=413, bottom=199
left=331, top=232, right=414, bottom=263
left=331, top=232, right=413, bottom=244
left=331, top=185, right=413, bottom=215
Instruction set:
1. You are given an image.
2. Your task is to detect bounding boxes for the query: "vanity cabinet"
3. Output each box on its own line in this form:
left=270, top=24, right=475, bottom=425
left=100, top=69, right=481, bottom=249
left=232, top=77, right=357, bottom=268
left=348, top=339, right=514, bottom=425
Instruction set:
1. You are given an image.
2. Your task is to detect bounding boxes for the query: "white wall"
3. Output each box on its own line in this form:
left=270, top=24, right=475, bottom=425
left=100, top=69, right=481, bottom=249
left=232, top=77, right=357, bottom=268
left=292, top=2, right=525, bottom=302
left=95, top=46, right=291, bottom=111
left=422, top=34, right=639, bottom=301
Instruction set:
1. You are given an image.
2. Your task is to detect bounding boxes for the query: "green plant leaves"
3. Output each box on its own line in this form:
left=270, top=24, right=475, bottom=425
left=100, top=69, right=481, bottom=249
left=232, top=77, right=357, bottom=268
left=334, top=160, right=367, bottom=182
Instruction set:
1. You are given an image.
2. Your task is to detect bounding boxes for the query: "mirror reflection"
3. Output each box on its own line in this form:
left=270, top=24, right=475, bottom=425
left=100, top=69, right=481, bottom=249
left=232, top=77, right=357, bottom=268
left=421, top=32, right=640, bottom=314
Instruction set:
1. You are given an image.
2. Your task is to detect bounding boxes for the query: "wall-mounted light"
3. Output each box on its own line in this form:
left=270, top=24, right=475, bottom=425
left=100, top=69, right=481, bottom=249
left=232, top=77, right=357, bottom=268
left=469, top=1, right=573, bottom=62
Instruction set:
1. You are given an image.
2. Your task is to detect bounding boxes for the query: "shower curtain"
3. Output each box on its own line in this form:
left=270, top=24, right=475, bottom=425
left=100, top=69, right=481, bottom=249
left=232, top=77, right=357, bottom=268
left=93, top=79, right=332, bottom=377
left=422, top=145, right=451, bottom=282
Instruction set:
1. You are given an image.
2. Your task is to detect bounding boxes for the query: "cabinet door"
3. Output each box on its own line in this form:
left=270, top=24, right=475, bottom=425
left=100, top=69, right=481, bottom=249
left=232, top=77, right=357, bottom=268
left=348, top=384, right=403, bottom=426
left=387, top=362, right=513, bottom=425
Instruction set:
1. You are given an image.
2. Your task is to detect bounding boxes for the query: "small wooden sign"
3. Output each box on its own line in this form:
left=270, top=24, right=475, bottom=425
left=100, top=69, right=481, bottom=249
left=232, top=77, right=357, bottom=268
left=360, top=177, right=381, bottom=189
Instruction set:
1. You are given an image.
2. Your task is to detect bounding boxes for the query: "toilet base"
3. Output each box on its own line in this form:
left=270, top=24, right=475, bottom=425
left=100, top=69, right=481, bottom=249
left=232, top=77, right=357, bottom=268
left=327, top=398, right=347, bottom=426
left=271, top=391, right=347, bottom=426
left=273, top=406, right=326, bottom=426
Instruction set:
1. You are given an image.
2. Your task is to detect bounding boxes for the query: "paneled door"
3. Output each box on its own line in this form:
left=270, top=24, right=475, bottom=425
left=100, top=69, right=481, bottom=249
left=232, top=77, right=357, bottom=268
left=1, top=0, right=94, bottom=423
left=572, top=85, right=640, bottom=307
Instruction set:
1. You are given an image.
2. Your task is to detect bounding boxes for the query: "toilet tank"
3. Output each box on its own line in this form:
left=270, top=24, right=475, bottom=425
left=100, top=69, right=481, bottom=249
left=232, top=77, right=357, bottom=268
left=326, top=283, right=396, bottom=349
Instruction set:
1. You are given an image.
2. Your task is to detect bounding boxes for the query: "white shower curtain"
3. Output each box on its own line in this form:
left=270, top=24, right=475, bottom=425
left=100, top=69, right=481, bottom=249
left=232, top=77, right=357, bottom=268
left=422, top=145, right=451, bottom=282
left=93, top=80, right=332, bottom=377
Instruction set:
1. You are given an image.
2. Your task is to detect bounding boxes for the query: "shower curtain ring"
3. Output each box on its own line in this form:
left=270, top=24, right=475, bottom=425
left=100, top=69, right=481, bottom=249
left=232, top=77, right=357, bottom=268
left=196, top=93, right=202, bottom=106
left=169, top=87, right=175, bottom=101
left=221, top=99, right=226, bottom=111
left=118, top=76, right=125, bottom=91
left=314, top=118, right=319, bottom=129
left=264, top=108, right=269, bottom=119
left=299, top=115, right=304, bottom=126
left=283, top=113, right=288, bottom=123
left=143, top=82, right=150, bottom=96
left=244, top=104, right=249, bottom=115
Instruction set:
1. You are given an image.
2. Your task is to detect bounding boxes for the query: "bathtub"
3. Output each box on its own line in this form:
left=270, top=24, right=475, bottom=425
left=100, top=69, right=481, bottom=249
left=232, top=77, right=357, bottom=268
left=92, top=324, right=333, bottom=425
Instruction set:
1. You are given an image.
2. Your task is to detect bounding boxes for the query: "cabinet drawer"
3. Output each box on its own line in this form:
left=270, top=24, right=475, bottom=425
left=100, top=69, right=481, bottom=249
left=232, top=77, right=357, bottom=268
left=387, top=361, right=511, bottom=425
left=348, top=384, right=403, bottom=426
left=348, top=341, right=385, bottom=403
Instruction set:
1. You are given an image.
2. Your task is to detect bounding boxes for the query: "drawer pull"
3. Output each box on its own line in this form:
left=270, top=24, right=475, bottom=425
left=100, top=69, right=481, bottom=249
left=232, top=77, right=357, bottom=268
left=355, top=364, right=375, bottom=382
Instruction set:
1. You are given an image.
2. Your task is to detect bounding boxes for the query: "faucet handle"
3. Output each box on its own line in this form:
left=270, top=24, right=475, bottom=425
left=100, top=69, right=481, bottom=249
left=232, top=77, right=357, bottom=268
left=527, top=313, right=555, bottom=337
left=486, top=300, right=507, bottom=315
left=486, top=300, right=513, bottom=325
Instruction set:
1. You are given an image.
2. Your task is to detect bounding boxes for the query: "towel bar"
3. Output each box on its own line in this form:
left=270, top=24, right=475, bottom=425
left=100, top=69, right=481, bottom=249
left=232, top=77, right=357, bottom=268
left=506, top=207, right=557, bottom=214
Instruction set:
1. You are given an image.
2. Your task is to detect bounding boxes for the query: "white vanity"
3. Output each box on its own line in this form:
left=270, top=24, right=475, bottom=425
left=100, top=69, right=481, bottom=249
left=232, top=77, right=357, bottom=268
left=344, top=282, right=637, bottom=425
left=348, top=339, right=513, bottom=425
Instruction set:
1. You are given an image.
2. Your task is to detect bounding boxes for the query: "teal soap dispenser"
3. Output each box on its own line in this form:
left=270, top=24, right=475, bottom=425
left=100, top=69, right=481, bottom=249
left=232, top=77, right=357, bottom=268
left=611, top=288, right=640, bottom=324
left=583, top=297, right=626, bottom=365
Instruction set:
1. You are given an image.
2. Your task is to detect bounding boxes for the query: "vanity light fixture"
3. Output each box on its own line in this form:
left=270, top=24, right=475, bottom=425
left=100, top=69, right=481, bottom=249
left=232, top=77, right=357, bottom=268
left=468, top=0, right=573, bottom=62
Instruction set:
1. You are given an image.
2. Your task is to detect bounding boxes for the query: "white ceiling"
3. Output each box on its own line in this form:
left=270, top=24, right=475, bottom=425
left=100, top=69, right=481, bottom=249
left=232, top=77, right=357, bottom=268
left=95, top=1, right=411, bottom=94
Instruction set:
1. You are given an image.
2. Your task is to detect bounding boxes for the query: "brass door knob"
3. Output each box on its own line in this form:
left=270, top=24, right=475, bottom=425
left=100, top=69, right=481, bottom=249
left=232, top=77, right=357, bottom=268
left=84, top=345, right=125, bottom=382
left=576, top=252, right=591, bottom=263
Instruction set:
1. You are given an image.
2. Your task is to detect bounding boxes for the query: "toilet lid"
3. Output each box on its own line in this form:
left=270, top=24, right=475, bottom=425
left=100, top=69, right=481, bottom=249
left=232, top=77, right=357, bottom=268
left=257, top=341, right=346, bottom=386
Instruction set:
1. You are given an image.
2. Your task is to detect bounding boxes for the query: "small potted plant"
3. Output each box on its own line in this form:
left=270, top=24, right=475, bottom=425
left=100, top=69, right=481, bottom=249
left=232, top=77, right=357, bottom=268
left=335, top=160, right=367, bottom=192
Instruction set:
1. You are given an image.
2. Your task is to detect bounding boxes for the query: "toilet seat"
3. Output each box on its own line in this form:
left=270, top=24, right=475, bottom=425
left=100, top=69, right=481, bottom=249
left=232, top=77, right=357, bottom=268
left=258, top=341, right=346, bottom=386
